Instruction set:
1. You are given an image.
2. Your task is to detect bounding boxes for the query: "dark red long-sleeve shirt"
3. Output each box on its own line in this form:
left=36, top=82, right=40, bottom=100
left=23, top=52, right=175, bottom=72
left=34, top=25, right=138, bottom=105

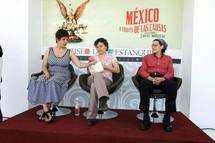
left=138, top=54, right=174, bottom=79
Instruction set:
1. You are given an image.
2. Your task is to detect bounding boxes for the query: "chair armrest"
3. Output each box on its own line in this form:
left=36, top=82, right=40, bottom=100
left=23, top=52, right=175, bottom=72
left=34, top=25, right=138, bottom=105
left=31, top=71, right=43, bottom=78
left=132, top=75, right=140, bottom=90
left=173, top=77, right=182, bottom=90
left=68, top=73, right=78, bottom=89
left=79, top=74, right=91, bottom=93
left=107, top=74, right=124, bottom=94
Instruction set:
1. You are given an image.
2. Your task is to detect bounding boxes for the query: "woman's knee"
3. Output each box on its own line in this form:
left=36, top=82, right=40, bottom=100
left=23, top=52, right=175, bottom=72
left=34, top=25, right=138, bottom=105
left=139, top=79, right=152, bottom=88
left=93, top=72, right=103, bottom=79
left=164, top=80, right=177, bottom=90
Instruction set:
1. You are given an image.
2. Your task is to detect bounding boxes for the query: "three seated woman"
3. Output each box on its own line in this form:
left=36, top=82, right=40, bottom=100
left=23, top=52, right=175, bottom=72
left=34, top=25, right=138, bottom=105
left=28, top=29, right=178, bottom=132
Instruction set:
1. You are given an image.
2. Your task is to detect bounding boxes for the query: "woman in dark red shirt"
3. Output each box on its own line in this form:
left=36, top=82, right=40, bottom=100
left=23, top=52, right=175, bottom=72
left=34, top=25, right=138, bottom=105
left=138, top=39, right=177, bottom=132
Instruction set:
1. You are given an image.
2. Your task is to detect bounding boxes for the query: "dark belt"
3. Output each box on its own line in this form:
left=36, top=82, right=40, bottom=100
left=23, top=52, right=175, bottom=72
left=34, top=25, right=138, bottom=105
left=150, top=72, right=163, bottom=77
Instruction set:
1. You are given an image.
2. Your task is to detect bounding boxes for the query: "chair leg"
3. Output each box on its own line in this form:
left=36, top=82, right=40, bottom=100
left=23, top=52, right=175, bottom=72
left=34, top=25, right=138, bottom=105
left=98, top=113, right=103, bottom=119
left=137, top=98, right=175, bottom=123
left=97, top=110, right=103, bottom=119
left=0, top=109, right=2, bottom=122
left=151, top=98, right=159, bottom=118
left=83, top=110, right=118, bottom=120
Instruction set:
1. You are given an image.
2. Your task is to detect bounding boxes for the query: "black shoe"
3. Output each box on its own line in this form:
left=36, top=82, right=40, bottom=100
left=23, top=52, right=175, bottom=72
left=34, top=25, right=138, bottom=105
left=51, top=107, right=58, bottom=117
left=140, top=116, right=150, bottom=130
left=99, top=96, right=109, bottom=112
left=87, top=119, right=97, bottom=126
left=163, top=116, right=173, bottom=132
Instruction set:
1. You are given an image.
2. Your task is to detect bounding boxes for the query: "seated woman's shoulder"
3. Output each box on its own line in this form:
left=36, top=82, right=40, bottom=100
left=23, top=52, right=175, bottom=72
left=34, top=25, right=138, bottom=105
left=164, top=54, right=173, bottom=59
left=106, top=54, right=118, bottom=63
left=108, top=54, right=117, bottom=59
left=67, top=48, right=73, bottom=54
left=45, top=47, right=53, bottom=52
left=144, top=53, right=153, bottom=58
left=44, top=47, right=51, bottom=53
left=108, top=54, right=116, bottom=58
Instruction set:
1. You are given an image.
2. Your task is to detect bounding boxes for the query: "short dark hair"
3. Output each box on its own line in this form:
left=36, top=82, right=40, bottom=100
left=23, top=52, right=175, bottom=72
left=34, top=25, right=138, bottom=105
left=55, top=29, right=69, bottom=42
left=153, top=39, right=168, bottom=53
left=94, top=38, right=109, bottom=51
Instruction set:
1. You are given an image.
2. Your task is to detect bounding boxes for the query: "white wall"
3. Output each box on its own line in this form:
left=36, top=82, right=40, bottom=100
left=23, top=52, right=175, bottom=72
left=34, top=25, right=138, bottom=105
left=0, top=0, right=42, bottom=117
left=180, top=0, right=194, bottom=117
left=189, top=0, right=215, bottom=128
left=0, top=0, right=29, bottom=117
left=28, top=0, right=43, bottom=108
left=28, top=0, right=43, bottom=78
left=176, top=0, right=215, bottom=129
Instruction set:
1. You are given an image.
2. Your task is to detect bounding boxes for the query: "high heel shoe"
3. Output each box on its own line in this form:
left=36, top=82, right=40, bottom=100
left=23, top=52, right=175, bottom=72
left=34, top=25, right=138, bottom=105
left=38, top=112, right=46, bottom=121
left=98, top=96, right=109, bottom=112
left=44, top=110, right=54, bottom=123
left=87, top=119, right=97, bottom=126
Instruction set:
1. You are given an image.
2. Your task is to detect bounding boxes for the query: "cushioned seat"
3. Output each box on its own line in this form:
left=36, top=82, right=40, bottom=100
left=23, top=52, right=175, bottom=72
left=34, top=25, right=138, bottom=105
left=79, top=64, right=124, bottom=119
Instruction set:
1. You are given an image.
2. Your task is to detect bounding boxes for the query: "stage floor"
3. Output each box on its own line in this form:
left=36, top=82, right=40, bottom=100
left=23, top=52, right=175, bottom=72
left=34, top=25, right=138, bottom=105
left=0, top=107, right=214, bottom=143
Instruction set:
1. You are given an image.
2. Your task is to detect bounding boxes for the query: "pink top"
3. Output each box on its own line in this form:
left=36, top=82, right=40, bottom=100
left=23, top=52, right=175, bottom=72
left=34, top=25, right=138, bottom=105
left=94, top=54, right=118, bottom=81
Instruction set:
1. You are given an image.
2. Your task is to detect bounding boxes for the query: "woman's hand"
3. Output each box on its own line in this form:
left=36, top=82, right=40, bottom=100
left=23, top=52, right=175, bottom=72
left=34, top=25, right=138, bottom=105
left=154, top=77, right=165, bottom=85
left=147, top=76, right=156, bottom=84
left=43, top=72, right=51, bottom=80
left=147, top=76, right=165, bottom=85
left=103, top=63, right=120, bottom=73
left=103, top=64, right=113, bottom=71
left=88, top=56, right=95, bottom=62
left=70, top=51, right=96, bottom=68
left=88, top=60, right=97, bottom=66
left=88, top=56, right=97, bottom=66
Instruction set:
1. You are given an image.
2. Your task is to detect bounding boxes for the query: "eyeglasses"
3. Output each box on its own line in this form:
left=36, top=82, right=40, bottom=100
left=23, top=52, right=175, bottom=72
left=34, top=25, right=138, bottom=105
left=152, top=44, right=159, bottom=47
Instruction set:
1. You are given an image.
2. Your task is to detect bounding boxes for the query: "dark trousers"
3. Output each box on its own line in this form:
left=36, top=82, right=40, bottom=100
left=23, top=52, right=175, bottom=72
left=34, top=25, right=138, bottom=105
left=0, top=109, right=2, bottom=122
left=139, top=78, right=177, bottom=117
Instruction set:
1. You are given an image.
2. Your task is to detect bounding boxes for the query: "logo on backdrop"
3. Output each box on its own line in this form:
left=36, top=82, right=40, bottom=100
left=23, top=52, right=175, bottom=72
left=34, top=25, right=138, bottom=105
left=71, top=47, right=152, bottom=57
left=43, top=0, right=183, bottom=61
left=56, top=0, right=90, bottom=43
left=119, top=8, right=167, bottom=39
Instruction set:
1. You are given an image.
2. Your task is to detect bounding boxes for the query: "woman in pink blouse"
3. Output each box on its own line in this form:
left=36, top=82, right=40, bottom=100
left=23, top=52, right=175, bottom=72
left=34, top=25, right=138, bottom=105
left=138, top=39, right=177, bottom=132
left=87, top=38, right=120, bottom=126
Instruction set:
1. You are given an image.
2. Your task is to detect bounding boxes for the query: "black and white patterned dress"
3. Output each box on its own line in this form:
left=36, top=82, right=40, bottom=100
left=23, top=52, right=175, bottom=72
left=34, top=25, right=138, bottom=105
left=28, top=48, right=71, bottom=105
